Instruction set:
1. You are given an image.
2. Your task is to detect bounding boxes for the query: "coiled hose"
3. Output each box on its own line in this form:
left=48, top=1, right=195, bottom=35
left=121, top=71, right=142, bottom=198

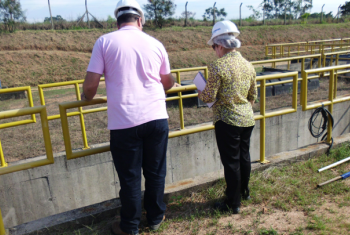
left=308, top=105, right=334, bottom=152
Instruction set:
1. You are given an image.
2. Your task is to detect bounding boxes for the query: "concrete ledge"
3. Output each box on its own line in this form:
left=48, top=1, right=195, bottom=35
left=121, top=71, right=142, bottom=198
left=10, top=133, right=350, bottom=235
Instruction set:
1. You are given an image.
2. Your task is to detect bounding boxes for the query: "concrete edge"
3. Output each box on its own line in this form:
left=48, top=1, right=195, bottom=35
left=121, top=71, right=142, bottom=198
left=10, top=133, right=350, bottom=235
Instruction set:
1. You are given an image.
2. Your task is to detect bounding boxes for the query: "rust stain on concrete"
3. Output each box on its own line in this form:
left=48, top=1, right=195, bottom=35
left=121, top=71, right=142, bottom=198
left=165, top=180, right=194, bottom=190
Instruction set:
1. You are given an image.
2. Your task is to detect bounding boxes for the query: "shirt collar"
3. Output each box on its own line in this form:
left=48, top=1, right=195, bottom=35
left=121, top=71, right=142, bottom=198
left=119, top=25, right=139, bottom=31
left=223, top=51, right=240, bottom=59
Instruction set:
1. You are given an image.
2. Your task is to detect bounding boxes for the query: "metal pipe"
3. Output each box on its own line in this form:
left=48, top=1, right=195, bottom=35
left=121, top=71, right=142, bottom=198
left=321, top=4, right=325, bottom=23
left=213, top=2, right=216, bottom=26
left=240, top=3, right=243, bottom=26
left=260, top=79, right=267, bottom=163
left=48, top=0, right=54, bottom=30
left=85, top=0, right=90, bottom=28
left=0, top=209, right=5, bottom=235
left=0, top=140, right=7, bottom=168
left=185, top=2, right=188, bottom=27
left=318, top=156, right=350, bottom=172
left=318, top=171, right=350, bottom=187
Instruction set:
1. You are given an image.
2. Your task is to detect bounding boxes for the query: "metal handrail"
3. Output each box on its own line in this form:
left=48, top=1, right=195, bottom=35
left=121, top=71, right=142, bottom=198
left=58, top=71, right=299, bottom=164
left=0, top=106, right=54, bottom=176
left=0, top=86, right=36, bottom=168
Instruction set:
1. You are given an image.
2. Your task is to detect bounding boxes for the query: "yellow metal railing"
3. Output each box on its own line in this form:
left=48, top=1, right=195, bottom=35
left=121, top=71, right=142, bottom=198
left=0, top=209, right=5, bottom=235
left=59, top=66, right=210, bottom=159
left=302, top=64, right=350, bottom=143
left=0, top=106, right=54, bottom=175
left=256, top=72, right=299, bottom=163
left=266, top=38, right=350, bottom=59
left=59, top=70, right=298, bottom=164
left=38, top=79, right=106, bottom=150
left=251, top=54, right=322, bottom=76
left=322, top=50, right=350, bottom=68
left=0, top=87, right=36, bottom=168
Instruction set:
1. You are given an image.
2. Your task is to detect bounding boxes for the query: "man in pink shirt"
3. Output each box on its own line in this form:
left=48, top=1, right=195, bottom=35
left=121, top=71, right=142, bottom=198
left=81, top=0, right=174, bottom=234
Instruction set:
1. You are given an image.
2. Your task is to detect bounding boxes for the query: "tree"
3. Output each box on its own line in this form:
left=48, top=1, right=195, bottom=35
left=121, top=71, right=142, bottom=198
left=247, top=5, right=263, bottom=20
left=202, top=7, right=227, bottom=21
left=143, top=0, right=176, bottom=28
left=0, top=0, right=26, bottom=32
left=340, top=1, right=350, bottom=17
left=181, top=11, right=196, bottom=19
left=44, top=15, right=65, bottom=23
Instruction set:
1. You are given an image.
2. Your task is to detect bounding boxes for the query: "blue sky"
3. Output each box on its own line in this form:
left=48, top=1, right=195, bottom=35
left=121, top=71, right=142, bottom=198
left=21, top=0, right=347, bottom=23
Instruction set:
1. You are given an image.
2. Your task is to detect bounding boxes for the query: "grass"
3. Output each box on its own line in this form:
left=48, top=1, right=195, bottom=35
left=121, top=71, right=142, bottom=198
left=43, top=143, right=350, bottom=235
left=2, top=23, right=350, bottom=87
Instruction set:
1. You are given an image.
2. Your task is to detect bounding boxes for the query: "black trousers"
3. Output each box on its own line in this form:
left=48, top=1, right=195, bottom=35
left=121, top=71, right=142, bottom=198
left=110, top=119, right=169, bottom=234
left=215, top=120, right=254, bottom=207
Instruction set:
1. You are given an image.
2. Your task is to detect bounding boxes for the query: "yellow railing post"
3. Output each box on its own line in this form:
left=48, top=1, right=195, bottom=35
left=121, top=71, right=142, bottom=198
left=280, top=45, right=283, bottom=58
left=327, top=70, right=335, bottom=144
left=0, top=209, right=5, bottom=235
left=0, top=140, right=8, bottom=168
left=260, top=79, right=268, bottom=164
left=265, top=45, right=268, bottom=58
left=74, top=83, right=90, bottom=149
left=205, top=67, right=209, bottom=80
left=301, top=58, right=305, bottom=72
left=176, top=71, right=185, bottom=130
left=301, top=70, right=308, bottom=111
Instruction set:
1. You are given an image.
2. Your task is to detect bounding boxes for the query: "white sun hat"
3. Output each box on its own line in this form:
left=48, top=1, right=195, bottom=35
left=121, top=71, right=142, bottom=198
left=207, top=20, right=240, bottom=46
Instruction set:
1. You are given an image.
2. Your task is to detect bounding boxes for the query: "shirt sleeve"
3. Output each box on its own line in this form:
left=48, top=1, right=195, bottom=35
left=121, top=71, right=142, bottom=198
left=159, top=45, right=171, bottom=75
left=247, top=66, right=257, bottom=102
left=198, top=63, right=221, bottom=103
left=87, top=38, right=104, bottom=75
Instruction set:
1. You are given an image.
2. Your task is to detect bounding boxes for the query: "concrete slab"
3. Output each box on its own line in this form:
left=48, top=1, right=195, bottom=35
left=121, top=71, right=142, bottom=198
left=13, top=133, right=350, bottom=235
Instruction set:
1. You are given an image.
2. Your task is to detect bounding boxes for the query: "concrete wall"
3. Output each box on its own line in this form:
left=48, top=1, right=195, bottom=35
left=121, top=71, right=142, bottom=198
left=1, top=101, right=350, bottom=229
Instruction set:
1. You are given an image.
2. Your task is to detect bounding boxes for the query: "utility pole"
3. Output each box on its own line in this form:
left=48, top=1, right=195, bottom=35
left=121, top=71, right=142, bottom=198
left=85, top=0, right=90, bottom=28
left=185, top=2, right=188, bottom=27
left=213, top=2, right=216, bottom=26
left=337, top=4, right=341, bottom=23
left=239, top=3, right=243, bottom=26
left=321, top=4, right=325, bottom=24
left=48, top=0, right=54, bottom=30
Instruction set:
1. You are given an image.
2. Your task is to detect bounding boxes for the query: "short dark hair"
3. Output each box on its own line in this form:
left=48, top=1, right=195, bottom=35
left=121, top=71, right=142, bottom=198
left=117, top=7, right=140, bottom=26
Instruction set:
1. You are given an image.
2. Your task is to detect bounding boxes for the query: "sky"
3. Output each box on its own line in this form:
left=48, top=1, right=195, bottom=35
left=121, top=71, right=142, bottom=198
left=21, top=0, right=347, bottom=23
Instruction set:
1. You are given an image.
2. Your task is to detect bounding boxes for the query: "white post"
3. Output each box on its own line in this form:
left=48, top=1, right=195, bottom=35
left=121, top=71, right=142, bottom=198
left=213, top=2, right=216, bottom=26
left=240, top=3, right=243, bottom=26
left=48, top=0, right=54, bottom=30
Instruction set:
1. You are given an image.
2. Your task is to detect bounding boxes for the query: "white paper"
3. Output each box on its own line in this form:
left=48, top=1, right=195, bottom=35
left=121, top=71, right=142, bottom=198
left=193, top=72, right=216, bottom=108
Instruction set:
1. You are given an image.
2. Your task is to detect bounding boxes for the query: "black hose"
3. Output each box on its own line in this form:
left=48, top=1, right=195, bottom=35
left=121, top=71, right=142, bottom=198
left=308, top=105, right=334, bottom=153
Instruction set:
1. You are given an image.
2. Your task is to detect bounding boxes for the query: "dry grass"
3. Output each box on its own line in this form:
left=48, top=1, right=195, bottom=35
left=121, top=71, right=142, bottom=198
left=1, top=23, right=350, bottom=87
left=45, top=143, right=350, bottom=235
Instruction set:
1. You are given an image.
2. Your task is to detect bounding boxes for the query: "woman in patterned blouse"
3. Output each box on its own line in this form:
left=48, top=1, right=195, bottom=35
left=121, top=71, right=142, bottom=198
left=198, top=21, right=257, bottom=214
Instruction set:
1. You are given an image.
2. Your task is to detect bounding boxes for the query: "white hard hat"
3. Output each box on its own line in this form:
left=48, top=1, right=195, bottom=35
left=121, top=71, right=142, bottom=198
left=207, top=21, right=240, bottom=46
left=114, top=0, right=145, bottom=25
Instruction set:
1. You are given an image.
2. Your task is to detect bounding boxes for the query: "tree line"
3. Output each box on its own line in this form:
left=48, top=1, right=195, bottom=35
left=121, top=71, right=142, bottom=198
left=1, top=0, right=350, bottom=32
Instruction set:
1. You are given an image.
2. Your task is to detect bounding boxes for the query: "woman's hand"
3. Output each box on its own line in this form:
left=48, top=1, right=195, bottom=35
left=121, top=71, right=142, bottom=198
left=198, top=90, right=202, bottom=96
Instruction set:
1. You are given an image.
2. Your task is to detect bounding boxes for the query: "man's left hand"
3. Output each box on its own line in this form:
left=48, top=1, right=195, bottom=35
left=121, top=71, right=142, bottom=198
left=81, top=93, right=87, bottom=101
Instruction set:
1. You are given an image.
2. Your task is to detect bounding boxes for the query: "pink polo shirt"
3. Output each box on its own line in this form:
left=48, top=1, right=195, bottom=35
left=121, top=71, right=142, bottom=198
left=87, top=26, right=170, bottom=130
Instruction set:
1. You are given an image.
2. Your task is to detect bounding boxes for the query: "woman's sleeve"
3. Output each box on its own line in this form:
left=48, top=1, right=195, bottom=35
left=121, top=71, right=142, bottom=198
left=198, top=63, right=221, bottom=103
left=247, top=67, right=257, bottom=102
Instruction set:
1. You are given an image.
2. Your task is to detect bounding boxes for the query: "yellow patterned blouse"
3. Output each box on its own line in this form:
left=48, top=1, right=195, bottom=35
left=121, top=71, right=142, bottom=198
left=198, top=51, right=257, bottom=127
